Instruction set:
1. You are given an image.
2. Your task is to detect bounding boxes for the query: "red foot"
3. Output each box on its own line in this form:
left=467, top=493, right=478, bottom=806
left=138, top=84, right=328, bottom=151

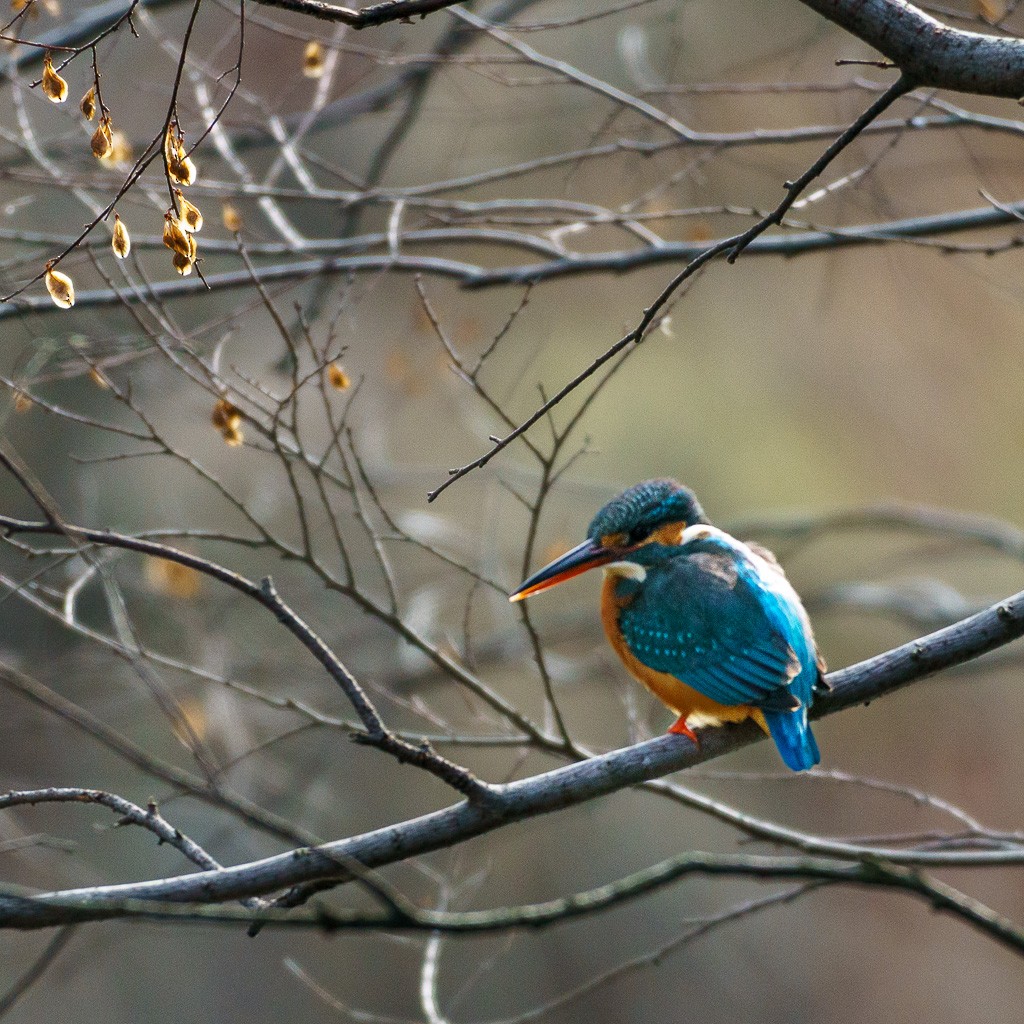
left=667, top=716, right=700, bottom=746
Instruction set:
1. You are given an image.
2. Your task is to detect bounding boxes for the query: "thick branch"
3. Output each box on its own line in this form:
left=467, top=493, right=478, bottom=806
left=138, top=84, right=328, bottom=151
left=1, top=584, right=1023, bottom=929
left=251, top=0, right=465, bottom=28
left=800, top=0, right=1024, bottom=98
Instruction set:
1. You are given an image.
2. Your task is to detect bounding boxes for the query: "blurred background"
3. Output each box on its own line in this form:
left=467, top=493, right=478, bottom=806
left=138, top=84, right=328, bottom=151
left=2, top=0, right=1024, bottom=1020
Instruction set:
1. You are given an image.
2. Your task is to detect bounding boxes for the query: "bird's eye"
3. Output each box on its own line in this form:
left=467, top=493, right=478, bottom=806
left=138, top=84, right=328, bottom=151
left=626, top=526, right=650, bottom=545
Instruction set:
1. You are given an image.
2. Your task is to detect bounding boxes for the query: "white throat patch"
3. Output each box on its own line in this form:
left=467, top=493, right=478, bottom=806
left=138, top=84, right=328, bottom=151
left=602, top=561, right=647, bottom=582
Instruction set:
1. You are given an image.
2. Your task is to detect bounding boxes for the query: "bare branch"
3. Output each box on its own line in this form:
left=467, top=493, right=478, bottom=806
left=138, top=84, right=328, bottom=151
left=1, top=583, right=1023, bottom=928
left=801, top=0, right=1024, bottom=97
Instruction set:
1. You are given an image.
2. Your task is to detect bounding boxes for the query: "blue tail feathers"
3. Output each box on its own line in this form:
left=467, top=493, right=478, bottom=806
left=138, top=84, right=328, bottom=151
left=764, top=707, right=820, bottom=772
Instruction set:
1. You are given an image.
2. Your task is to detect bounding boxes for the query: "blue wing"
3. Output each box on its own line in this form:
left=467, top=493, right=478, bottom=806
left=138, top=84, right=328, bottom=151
left=617, top=544, right=804, bottom=711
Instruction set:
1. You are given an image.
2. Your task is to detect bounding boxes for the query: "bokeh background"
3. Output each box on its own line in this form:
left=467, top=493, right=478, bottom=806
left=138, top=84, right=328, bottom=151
left=2, top=0, right=1024, bottom=1021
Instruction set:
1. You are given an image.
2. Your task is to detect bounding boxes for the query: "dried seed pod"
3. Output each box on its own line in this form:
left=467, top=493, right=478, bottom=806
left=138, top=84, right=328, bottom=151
left=163, top=125, right=177, bottom=165
left=41, top=53, right=68, bottom=103
left=212, top=398, right=242, bottom=433
left=175, top=189, right=203, bottom=233
left=164, top=126, right=197, bottom=185
left=145, top=556, right=202, bottom=599
left=79, top=85, right=96, bottom=120
left=44, top=264, right=74, bottom=308
left=171, top=251, right=193, bottom=276
left=303, top=40, right=325, bottom=79
left=327, top=363, right=351, bottom=390
left=222, top=203, right=242, bottom=233
left=221, top=424, right=244, bottom=447
left=162, top=211, right=192, bottom=257
left=168, top=154, right=197, bottom=186
left=974, top=0, right=1008, bottom=23
left=90, top=117, right=113, bottom=160
left=106, top=129, right=132, bottom=165
left=111, top=213, right=130, bottom=259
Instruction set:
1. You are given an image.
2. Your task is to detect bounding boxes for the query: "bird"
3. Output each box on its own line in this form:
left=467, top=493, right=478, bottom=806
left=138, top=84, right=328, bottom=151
left=509, top=479, right=827, bottom=770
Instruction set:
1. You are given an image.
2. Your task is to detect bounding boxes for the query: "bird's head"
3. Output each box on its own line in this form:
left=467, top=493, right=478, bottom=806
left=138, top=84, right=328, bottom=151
left=509, top=479, right=707, bottom=601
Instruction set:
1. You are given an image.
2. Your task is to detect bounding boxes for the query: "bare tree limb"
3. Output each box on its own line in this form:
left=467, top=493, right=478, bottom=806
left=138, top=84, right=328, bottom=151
left=251, top=0, right=468, bottom=30
left=2, top=849, right=1023, bottom=958
left=0, top=582, right=1022, bottom=929
left=800, top=0, right=1024, bottom=97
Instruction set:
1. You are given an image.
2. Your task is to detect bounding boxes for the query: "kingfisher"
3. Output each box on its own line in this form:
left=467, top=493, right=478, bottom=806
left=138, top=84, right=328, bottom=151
left=509, top=479, right=827, bottom=771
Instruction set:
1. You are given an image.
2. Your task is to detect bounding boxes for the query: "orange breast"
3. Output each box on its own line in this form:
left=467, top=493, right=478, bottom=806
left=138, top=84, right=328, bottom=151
left=599, top=575, right=766, bottom=732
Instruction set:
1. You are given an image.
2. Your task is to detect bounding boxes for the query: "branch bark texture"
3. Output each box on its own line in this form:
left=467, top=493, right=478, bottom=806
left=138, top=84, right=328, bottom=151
left=2, top=584, right=1023, bottom=929
left=801, top=0, right=1024, bottom=97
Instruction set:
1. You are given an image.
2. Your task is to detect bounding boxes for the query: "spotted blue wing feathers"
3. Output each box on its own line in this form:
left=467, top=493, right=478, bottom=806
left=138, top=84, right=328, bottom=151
left=618, top=534, right=821, bottom=771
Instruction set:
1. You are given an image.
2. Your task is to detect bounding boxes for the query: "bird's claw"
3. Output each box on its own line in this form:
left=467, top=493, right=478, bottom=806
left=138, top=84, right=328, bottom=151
left=667, top=716, right=700, bottom=746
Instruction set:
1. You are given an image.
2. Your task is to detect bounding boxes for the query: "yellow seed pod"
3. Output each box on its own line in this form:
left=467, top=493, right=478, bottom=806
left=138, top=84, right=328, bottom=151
left=13, top=390, right=32, bottom=413
left=111, top=213, right=130, bottom=259
left=162, top=212, right=192, bottom=257
left=221, top=424, right=244, bottom=447
left=44, top=264, right=74, bottom=308
left=10, top=1, right=31, bottom=12
left=222, top=203, right=242, bottom=233
left=79, top=85, right=96, bottom=120
left=164, top=126, right=197, bottom=184
left=169, top=154, right=197, bottom=186
left=41, top=53, right=68, bottom=103
left=90, top=117, right=113, bottom=160
left=163, top=125, right=177, bottom=165
left=303, top=40, right=326, bottom=79
left=211, top=397, right=242, bottom=431
left=327, top=363, right=351, bottom=390
left=175, top=190, right=203, bottom=233
left=171, top=251, right=193, bottom=276
left=145, top=556, right=202, bottom=599
left=105, top=129, right=132, bottom=165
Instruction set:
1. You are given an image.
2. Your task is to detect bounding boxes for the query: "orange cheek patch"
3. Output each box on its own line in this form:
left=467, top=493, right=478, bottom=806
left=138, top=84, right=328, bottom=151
left=648, top=520, right=687, bottom=546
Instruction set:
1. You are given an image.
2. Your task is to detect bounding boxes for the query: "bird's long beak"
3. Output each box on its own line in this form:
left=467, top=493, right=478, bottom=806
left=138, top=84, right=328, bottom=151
left=509, top=538, right=615, bottom=602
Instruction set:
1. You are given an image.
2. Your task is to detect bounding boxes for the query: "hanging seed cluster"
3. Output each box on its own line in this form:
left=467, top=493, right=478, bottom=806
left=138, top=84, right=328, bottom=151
left=36, top=48, right=206, bottom=307
left=211, top=397, right=244, bottom=447
left=163, top=127, right=202, bottom=276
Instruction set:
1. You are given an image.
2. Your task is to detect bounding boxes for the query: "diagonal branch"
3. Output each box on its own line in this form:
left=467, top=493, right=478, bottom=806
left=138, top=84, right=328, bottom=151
left=800, top=0, right=1024, bottom=98
left=426, top=74, right=913, bottom=501
left=0, top=513, right=492, bottom=804
left=1, top=582, right=1023, bottom=928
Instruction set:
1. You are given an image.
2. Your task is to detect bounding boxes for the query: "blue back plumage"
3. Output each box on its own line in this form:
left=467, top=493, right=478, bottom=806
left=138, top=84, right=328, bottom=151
left=615, top=529, right=821, bottom=771
left=739, top=549, right=820, bottom=771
